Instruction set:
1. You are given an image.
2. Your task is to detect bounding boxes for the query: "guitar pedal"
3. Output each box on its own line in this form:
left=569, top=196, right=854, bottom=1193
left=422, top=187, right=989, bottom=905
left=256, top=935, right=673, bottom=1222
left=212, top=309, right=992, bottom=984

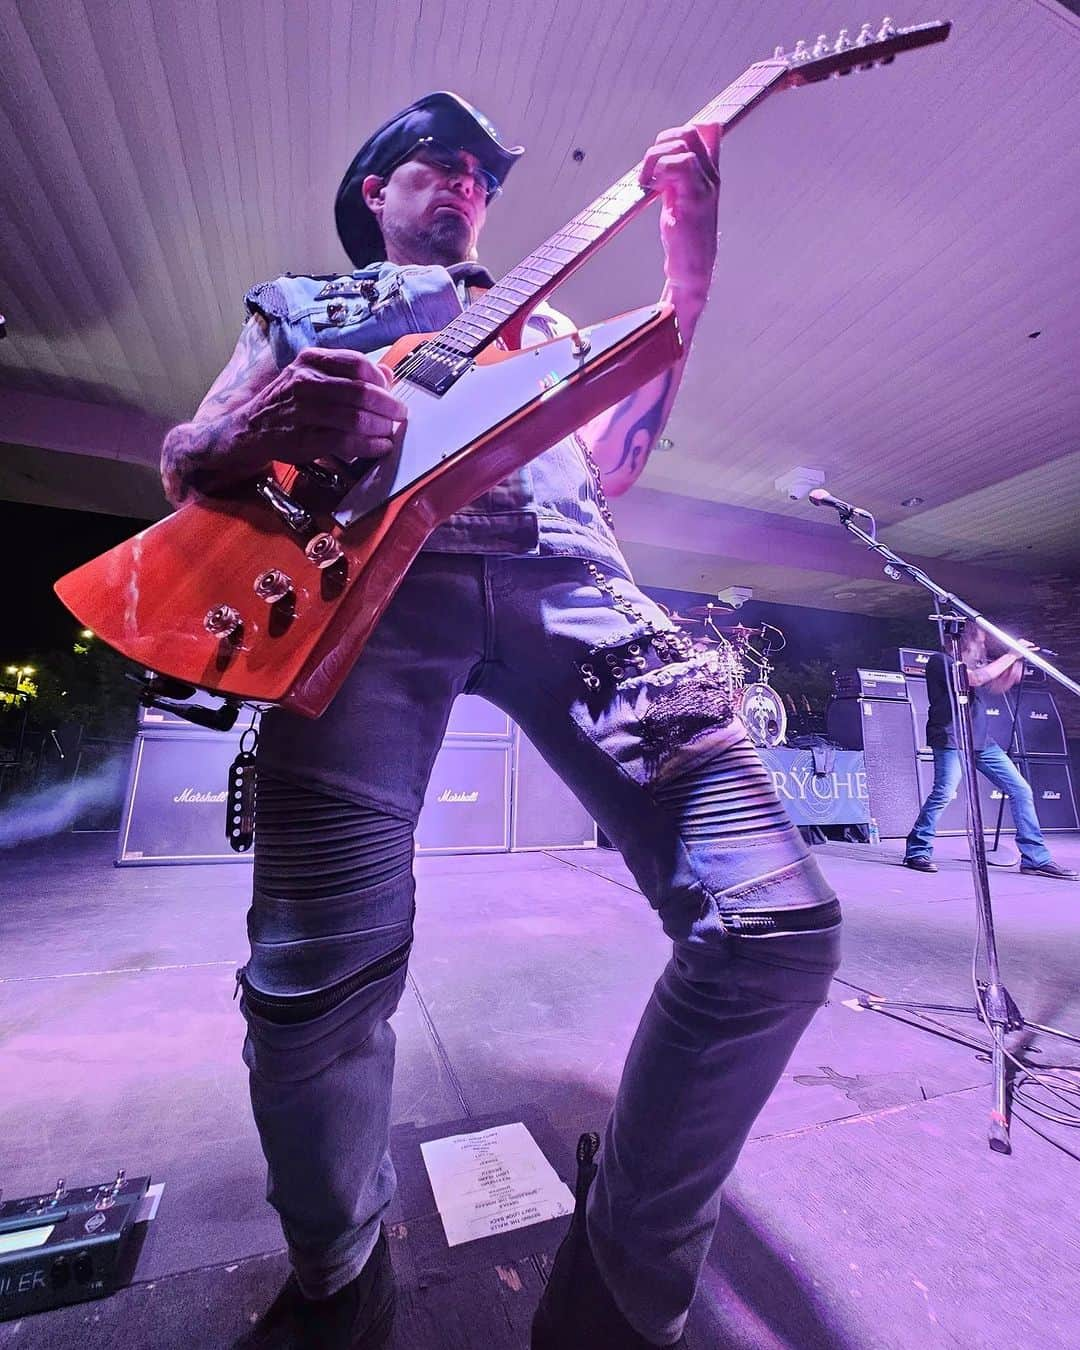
left=0, top=1172, right=150, bottom=1320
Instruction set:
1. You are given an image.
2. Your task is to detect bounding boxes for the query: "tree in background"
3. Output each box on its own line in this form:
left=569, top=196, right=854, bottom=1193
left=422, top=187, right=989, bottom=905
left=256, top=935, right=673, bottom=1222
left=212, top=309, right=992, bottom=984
left=0, top=635, right=138, bottom=789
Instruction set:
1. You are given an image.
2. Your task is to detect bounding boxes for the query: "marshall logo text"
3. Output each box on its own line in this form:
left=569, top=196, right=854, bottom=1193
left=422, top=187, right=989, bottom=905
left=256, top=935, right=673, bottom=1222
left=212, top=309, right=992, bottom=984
left=173, top=787, right=228, bottom=804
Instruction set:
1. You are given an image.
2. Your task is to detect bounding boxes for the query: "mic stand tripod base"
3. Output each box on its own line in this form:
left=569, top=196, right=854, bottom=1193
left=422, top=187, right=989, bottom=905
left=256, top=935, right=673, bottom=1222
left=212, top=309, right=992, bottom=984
left=980, top=842, right=1020, bottom=868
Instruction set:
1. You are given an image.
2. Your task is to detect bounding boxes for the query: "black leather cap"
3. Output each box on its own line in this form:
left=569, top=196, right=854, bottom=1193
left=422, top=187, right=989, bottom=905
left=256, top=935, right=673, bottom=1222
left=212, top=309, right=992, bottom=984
left=335, top=91, right=524, bottom=266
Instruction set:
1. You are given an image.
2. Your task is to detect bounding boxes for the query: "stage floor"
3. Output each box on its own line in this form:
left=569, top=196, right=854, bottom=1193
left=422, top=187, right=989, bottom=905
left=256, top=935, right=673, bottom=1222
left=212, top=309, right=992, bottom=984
left=2, top=832, right=1079, bottom=1348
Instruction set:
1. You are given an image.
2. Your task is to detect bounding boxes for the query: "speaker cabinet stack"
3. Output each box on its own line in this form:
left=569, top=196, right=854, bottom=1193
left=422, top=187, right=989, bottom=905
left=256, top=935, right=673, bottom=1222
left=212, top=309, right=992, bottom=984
left=825, top=694, right=921, bottom=837
left=415, top=695, right=513, bottom=855
left=1012, top=687, right=1078, bottom=830
left=511, top=726, right=597, bottom=850
left=117, top=693, right=597, bottom=864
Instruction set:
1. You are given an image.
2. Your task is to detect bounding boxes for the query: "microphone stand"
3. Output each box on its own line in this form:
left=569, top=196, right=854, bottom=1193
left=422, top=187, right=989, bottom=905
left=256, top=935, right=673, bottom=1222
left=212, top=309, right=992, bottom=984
left=812, top=497, right=1080, bottom=1155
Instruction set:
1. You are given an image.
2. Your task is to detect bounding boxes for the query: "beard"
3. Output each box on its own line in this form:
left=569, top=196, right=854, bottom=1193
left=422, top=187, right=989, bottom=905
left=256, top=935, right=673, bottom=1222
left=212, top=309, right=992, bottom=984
left=382, top=210, right=473, bottom=266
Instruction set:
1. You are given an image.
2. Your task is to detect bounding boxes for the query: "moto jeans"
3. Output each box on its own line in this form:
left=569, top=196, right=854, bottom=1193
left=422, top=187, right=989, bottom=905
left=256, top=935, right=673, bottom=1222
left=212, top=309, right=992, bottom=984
left=240, top=553, right=842, bottom=1343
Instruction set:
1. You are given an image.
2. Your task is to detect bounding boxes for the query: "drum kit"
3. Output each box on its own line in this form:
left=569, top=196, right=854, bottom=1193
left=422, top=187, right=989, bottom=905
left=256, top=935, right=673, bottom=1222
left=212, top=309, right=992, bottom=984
left=668, top=604, right=790, bottom=748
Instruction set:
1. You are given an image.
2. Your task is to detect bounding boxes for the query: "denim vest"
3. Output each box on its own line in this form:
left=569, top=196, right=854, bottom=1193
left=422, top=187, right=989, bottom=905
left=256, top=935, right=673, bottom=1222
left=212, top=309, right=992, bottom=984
left=244, top=261, right=629, bottom=573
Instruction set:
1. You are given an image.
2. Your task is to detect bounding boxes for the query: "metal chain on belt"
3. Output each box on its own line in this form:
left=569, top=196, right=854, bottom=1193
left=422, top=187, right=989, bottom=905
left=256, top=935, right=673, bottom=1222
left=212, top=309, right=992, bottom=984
left=574, top=432, right=617, bottom=533
left=578, top=562, right=699, bottom=691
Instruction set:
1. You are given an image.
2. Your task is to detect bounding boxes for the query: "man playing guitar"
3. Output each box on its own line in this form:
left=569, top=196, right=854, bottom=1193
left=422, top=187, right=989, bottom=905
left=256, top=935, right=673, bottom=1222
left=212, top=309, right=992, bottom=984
left=161, top=93, right=841, bottom=1350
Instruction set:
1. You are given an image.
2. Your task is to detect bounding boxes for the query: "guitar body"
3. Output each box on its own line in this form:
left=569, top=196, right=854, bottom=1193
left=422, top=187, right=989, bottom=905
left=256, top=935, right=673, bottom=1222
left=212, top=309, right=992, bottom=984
left=56, top=303, right=681, bottom=718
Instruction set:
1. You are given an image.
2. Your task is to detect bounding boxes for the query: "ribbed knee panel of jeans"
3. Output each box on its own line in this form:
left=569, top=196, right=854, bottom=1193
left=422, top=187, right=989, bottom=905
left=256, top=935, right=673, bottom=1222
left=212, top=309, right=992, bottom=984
left=651, top=738, right=791, bottom=842
left=254, top=773, right=415, bottom=902
left=647, top=735, right=835, bottom=931
left=242, top=774, right=416, bottom=1054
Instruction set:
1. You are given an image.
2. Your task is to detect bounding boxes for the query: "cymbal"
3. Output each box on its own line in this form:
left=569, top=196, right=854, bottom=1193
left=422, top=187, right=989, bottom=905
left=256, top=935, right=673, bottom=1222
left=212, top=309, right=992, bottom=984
left=681, top=604, right=736, bottom=620
left=674, top=615, right=762, bottom=639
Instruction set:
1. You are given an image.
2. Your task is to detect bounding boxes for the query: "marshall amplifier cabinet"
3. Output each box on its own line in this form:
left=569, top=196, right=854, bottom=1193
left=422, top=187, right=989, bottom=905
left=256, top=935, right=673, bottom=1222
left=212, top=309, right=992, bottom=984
left=117, top=730, right=247, bottom=865
left=1018, top=757, right=1079, bottom=830
left=825, top=698, right=920, bottom=837
left=445, top=693, right=512, bottom=740
left=899, top=647, right=935, bottom=676
left=905, top=676, right=932, bottom=756
left=511, top=727, right=597, bottom=851
left=982, top=690, right=1019, bottom=750
left=415, top=740, right=512, bottom=854
left=833, top=669, right=909, bottom=700
left=1012, top=689, right=1067, bottom=758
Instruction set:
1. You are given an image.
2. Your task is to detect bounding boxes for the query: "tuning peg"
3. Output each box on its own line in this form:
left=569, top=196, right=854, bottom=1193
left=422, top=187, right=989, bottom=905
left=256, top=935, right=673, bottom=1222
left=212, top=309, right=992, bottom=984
left=833, top=28, right=852, bottom=52
left=875, top=15, right=897, bottom=63
left=854, top=21, right=877, bottom=71
left=792, top=38, right=811, bottom=61
left=773, top=45, right=786, bottom=60
left=811, top=34, right=830, bottom=58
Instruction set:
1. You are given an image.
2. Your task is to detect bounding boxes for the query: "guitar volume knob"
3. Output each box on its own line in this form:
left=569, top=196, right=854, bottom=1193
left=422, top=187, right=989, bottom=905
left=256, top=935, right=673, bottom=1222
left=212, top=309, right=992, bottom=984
left=204, top=604, right=243, bottom=639
left=305, top=533, right=343, bottom=569
left=253, top=569, right=293, bottom=603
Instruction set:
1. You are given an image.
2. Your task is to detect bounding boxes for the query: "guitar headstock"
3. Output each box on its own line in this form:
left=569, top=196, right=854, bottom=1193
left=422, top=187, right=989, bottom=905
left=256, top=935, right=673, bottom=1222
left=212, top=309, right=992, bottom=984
left=770, top=18, right=951, bottom=86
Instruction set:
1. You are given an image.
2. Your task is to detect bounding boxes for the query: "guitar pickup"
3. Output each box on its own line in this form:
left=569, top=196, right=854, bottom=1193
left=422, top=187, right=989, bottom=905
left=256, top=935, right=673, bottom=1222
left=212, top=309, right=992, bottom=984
left=396, top=344, right=472, bottom=396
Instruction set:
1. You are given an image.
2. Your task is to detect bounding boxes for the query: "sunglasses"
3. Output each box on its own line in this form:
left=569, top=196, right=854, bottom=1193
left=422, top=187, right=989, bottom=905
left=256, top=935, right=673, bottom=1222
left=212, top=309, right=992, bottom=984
left=382, top=137, right=502, bottom=203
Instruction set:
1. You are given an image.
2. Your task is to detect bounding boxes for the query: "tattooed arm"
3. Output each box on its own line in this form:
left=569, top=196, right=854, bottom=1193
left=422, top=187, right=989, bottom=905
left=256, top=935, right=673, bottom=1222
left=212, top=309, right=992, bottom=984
left=161, top=316, right=406, bottom=508
left=161, top=317, right=279, bottom=506
left=582, top=350, right=681, bottom=499
left=581, top=278, right=709, bottom=497
left=581, top=120, right=720, bottom=498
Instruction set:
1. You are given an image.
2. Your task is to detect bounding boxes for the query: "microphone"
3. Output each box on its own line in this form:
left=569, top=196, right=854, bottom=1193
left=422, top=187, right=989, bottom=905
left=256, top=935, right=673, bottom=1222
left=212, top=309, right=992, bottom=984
left=807, top=487, right=872, bottom=518
left=1028, top=646, right=1059, bottom=658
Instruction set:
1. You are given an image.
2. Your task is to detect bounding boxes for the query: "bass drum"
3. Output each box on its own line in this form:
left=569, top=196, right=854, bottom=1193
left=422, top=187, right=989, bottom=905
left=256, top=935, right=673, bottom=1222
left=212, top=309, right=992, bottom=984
left=739, top=682, right=787, bottom=748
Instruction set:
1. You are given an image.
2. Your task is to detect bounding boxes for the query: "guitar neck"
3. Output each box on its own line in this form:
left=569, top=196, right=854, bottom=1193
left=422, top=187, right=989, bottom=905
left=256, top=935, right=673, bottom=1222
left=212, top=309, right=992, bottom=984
left=439, top=61, right=788, bottom=354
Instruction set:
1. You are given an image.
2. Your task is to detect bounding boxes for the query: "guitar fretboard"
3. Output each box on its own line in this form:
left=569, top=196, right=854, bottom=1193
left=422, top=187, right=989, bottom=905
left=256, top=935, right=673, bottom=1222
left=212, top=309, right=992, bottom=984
left=436, top=61, right=788, bottom=357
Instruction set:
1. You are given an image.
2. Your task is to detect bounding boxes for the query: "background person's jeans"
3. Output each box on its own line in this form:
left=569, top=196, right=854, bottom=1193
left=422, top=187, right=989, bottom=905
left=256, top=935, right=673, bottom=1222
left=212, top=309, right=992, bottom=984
left=906, top=744, right=1052, bottom=867
left=240, top=554, right=841, bottom=1344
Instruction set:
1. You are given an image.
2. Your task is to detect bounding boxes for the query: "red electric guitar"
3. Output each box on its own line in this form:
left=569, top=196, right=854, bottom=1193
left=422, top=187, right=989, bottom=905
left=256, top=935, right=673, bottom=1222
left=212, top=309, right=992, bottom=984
left=56, top=18, right=950, bottom=723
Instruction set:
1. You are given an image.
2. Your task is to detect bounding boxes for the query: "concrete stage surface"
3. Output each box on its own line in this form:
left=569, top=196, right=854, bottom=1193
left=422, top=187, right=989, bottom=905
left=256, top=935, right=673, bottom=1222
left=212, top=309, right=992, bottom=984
left=2, top=832, right=1079, bottom=1349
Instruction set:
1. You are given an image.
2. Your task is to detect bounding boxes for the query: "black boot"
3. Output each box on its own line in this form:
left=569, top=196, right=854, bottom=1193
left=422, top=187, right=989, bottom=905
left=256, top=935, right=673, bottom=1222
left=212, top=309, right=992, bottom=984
left=532, top=1133, right=687, bottom=1350
left=236, top=1225, right=395, bottom=1349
